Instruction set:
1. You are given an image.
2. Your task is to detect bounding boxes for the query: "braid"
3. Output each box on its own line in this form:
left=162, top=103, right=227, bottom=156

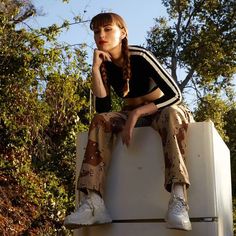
left=99, top=38, right=130, bottom=98
left=100, top=62, right=110, bottom=95
left=122, top=37, right=131, bottom=97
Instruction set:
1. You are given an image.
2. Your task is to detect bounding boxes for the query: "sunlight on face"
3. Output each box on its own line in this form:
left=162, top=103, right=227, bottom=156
left=93, top=24, right=125, bottom=53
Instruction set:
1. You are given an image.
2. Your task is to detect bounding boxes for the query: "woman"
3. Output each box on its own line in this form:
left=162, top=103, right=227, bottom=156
left=64, top=12, right=194, bottom=231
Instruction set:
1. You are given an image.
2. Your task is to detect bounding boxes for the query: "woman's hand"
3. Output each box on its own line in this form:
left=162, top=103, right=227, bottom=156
left=92, top=49, right=111, bottom=69
left=121, top=109, right=140, bottom=147
left=121, top=103, right=158, bottom=147
left=91, top=49, right=111, bottom=98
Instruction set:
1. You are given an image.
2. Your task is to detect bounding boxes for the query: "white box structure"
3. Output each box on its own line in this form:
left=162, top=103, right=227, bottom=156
left=73, top=122, right=233, bottom=236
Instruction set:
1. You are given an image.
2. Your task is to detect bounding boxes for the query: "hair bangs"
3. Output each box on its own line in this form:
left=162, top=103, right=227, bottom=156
left=90, top=13, right=126, bottom=32
left=90, top=13, right=114, bottom=30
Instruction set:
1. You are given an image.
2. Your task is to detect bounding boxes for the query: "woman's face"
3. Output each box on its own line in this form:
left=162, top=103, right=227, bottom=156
left=93, top=23, right=125, bottom=53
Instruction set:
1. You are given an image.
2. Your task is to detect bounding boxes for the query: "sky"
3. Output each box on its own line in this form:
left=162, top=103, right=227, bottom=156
left=19, top=0, right=236, bottom=108
left=26, top=0, right=198, bottom=106
left=28, top=0, right=167, bottom=57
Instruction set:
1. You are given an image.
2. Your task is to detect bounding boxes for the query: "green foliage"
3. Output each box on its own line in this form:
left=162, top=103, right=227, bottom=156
left=194, top=96, right=236, bottom=231
left=224, top=106, right=236, bottom=196
left=233, top=197, right=236, bottom=234
left=147, top=0, right=236, bottom=229
left=193, top=94, right=230, bottom=141
left=111, top=89, right=124, bottom=112
left=0, top=1, right=91, bottom=235
left=147, top=0, right=236, bottom=95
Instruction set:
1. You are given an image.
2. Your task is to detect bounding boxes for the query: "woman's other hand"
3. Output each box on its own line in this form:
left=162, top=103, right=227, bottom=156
left=121, top=103, right=158, bottom=147
left=121, top=110, right=139, bottom=147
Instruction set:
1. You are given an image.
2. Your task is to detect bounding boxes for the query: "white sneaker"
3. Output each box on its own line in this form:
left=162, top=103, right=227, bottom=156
left=64, top=192, right=112, bottom=229
left=166, top=195, right=192, bottom=231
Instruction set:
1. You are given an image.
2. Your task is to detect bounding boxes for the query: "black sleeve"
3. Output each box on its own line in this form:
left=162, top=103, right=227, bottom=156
left=95, top=96, right=111, bottom=113
left=129, top=46, right=182, bottom=108
left=143, top=52, right=182, bottom=108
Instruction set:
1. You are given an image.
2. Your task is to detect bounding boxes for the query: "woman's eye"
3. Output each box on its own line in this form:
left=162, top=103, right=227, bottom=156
left=94, top=29, right=100, bottom=34
left=105, top=28, right=112, bottom=31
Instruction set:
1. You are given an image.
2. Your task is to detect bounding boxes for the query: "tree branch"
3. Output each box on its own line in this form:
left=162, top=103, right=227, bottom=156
left=172, top=0, right=206, bottom=85
left=180, top=68, right=195, bottom=91
left=171, top=0, right=182, bottom=82
left=183, top=0, right=205, bottom=32
left=191, top=77, right=203, bottom=101
left=30, top=19, right=91, bottom=40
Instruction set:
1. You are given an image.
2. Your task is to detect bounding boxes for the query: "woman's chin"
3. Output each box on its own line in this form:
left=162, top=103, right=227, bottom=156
left=97, top=44, right=108, bottom=51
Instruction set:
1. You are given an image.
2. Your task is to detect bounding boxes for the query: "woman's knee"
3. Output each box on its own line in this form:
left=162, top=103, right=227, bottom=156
left=161, top=105, right=179, bottom=118
left=90, top=113, right=109, bottom=129
left=90, top=112, right=125, bottom=133
left=92, top=113, right=108, bottom=123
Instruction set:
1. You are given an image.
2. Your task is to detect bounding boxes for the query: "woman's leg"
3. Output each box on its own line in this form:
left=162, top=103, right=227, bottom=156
left=64, top=111, right=128, bottom=228
left=151, top=104, right=194, bottom=231
left=151, top=104, right=194, bottom=192
left=78, top=111, right=127, bottom=197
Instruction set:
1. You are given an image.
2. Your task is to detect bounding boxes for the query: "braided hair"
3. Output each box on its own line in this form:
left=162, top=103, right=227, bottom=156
left=90, top=12, right=131, bottom=97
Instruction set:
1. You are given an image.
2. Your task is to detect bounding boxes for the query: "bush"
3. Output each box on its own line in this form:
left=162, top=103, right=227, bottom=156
left=0, top=3, right=91, bottom=234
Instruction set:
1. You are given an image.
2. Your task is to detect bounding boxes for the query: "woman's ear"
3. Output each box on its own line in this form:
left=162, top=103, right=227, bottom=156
left=120, top=29, right=127, bottom=40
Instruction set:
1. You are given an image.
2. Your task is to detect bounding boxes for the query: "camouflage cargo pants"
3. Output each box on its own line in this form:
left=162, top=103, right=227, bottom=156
left=77, top=104, right=194, bottom=197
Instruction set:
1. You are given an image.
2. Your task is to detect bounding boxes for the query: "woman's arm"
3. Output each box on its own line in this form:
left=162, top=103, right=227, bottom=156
left=91, top=49, right=111, bottom=98
left=121, top=102, right=158, bottom=146
left=129, top=46, right=182, bottom=108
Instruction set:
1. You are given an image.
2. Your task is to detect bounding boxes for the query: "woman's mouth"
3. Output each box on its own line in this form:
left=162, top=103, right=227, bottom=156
left=99, top=40, right=108, bottom=45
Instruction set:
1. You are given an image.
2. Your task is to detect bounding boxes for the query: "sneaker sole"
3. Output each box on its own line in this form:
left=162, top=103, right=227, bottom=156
left=64, top=220, right=112, bottom=230
left=166, top=222, right=192, bottom=231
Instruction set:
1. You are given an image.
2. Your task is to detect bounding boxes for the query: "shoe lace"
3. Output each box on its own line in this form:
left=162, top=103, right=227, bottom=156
left=78, top=196, right=95, bottom=216
left=170, top=196, right=188, bottom=214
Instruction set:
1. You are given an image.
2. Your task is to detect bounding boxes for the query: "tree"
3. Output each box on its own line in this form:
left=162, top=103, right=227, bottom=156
left=146, top=0, right=236, bottom=100
left=224, top=105, right=236, bottom=196
left=195, top=97, right=236, bottom=233
left=0, top=1, right=91, bottom=234
left=146, top=2, right=236, bottom=230
left=194, top=94, right=230, bottom=140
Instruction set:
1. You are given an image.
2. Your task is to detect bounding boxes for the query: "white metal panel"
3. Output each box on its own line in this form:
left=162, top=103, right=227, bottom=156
left=186, top=122, right=218, bottom=218
left=74, top=222, right=218, bottom=236
left=76, top=124, right=220, bottom=219
left=74, top=122, right=233, bottom=236
left=105, top=126, right=168, bottom=220
left=211, top=124, right=233, bottom=235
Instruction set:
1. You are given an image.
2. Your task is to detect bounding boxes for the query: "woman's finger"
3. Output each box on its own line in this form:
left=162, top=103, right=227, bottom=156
left=100, top=52, right=111, bottom=61
left=95, top=50, right=111, bottom=61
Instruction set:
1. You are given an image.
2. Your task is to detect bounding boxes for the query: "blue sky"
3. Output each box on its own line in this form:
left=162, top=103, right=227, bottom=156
left=27, top=1, right=198, bottom=106
left=24, top=1, right=236, bottom=108
left=29, top=0, right=167, bottom=55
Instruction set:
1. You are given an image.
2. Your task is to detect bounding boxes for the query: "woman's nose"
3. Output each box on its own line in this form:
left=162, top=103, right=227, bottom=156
left=99, top=30, right=105, bottom=38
